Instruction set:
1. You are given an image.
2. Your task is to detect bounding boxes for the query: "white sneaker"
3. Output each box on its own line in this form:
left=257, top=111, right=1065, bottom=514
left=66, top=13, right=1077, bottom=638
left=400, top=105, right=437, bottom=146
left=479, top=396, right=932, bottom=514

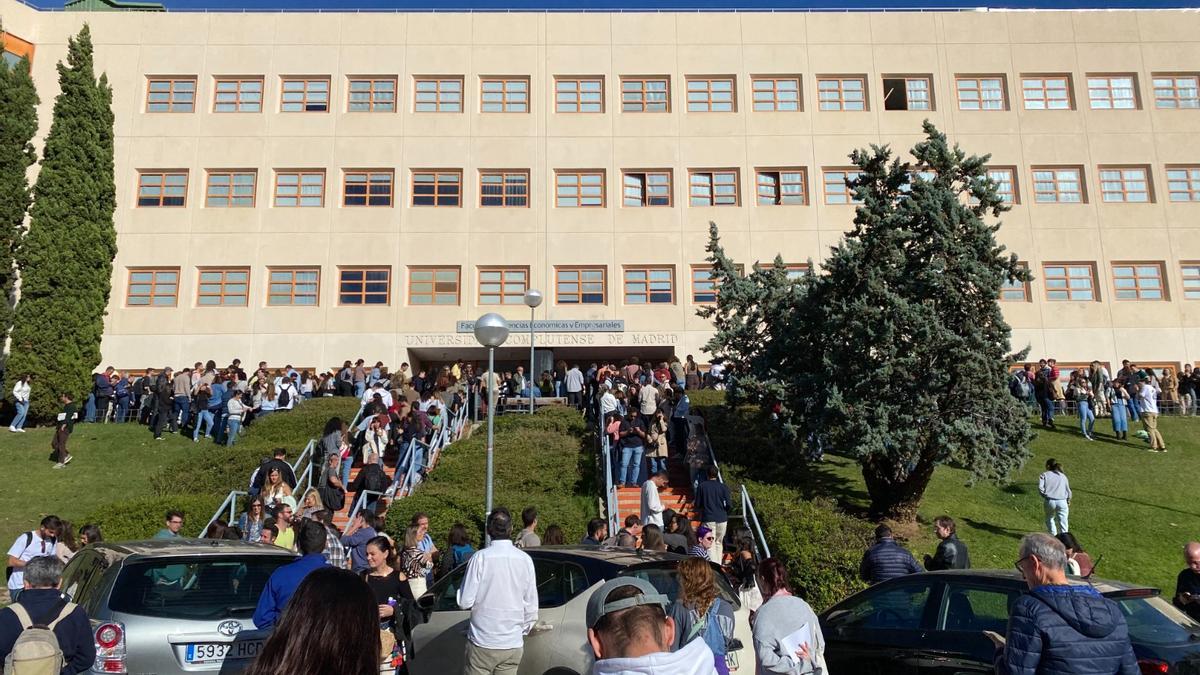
left=15, top=428, right=24, bottom=433
left=7, top=427, right=15, bottom=433
left=63, top=455, right=73, bottom=465
left=52, top=463, right=64, bottom=469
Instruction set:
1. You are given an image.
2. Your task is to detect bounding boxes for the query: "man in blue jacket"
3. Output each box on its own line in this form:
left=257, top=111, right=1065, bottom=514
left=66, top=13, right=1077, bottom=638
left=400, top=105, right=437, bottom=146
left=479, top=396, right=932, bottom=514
left=859, top=524, right=923, bottom=584
left=253, top=519, right=327, bottom=630
left=992, top=533, right=1138, bottom=675
left=0, top=556, right=95, bottom=674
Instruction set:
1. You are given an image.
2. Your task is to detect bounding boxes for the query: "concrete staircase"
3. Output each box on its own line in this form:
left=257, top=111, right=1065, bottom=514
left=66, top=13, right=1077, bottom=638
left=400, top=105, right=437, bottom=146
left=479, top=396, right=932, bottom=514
left=613, top=461, right=701, bottom=530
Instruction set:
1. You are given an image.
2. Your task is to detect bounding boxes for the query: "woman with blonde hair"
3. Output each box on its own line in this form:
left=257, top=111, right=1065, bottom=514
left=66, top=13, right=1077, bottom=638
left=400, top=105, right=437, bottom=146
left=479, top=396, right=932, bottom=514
left=399, top=525, right=428, bottom=598
left=668, top=556, right=736, bottom=674
left=299, top=487, right=324, bottom=519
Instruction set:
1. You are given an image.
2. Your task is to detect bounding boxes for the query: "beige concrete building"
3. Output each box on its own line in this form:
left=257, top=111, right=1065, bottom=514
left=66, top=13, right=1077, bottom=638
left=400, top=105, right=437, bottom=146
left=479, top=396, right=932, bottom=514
left=4, top=1, right=1200, bottom=376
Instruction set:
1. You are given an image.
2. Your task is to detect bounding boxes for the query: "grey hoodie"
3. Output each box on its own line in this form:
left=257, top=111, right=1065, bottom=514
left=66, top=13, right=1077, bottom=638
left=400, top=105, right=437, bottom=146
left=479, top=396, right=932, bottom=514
left=592, top=636, right=718, bottom=675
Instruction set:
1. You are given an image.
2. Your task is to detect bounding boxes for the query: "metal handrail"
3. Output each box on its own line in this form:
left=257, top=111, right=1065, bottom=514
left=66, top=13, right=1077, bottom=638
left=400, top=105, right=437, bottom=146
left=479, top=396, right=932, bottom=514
left=597, top=394, right=620, bottom=535
left=295, top=463, right=313, bottom=496
left=740, top=484, right=771, bottom=560
left=692, top=413, right=724, bottom=487
left=199, top=490, right=247, bottom=537
left=291, top=438, right=316, bottom=492
left=347, top=489, right=386, bottom=523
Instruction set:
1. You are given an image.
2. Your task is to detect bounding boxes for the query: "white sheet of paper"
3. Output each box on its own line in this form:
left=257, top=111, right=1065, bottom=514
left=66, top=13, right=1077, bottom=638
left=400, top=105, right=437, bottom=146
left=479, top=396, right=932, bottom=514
left=779, top=623, right=812, bottom=665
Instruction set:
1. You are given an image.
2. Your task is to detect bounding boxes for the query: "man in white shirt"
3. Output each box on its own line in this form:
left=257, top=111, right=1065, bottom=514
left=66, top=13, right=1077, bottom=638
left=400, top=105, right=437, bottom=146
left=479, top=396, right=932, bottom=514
left=1138, top=379, right=1166, bottom=451
left=641, top=472, right=668, bottom=527
left=6, top=516, right=60, bottom=603
left=457, top=507, right=538, bottom=674
left=638, top=383, right=660, bottom=418
left=361, top=382, right=393, bottom=409
left=600, top=386, right=619, bottom=418
left=564, top=365, right=585, bottom=409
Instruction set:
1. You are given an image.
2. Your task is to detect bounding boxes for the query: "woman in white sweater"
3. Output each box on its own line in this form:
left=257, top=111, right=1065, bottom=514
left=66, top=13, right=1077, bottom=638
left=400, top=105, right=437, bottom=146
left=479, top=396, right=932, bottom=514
left=752, top=558, right=826, bottom=675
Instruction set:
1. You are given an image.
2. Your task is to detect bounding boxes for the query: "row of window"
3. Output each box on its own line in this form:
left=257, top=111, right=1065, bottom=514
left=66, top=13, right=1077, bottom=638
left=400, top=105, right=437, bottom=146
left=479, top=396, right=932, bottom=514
left=134, top=164, right=1200, bottom=209
left=125, top=260, right=1200, bottom=308
left=125, top=264, right=808, bottom=308
left=142, top=72, right=1200, bottom=115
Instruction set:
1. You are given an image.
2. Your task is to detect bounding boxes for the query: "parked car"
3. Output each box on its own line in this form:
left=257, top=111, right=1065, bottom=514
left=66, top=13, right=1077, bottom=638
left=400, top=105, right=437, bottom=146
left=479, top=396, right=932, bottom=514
left=818, top=569, right=1200, bottom=675
left=410, top=546, right=757, bottom=675
left=58, top=538, right=297, bottom=674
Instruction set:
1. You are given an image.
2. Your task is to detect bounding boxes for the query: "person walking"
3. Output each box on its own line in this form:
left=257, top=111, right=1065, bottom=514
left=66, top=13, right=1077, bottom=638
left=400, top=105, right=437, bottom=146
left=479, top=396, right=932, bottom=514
left=859, top=524, right=923, bottom=584
left=1038, top=459, right=1072, bottom=536
left=52, top=392, right=78, bottom=469
left=694, top=466, right=731, bottom=565
left=1137, top=379, right=1166, bottom=452
left=752, top=557, right=827, bottom=675
left=640, top=471, right=667, bottom=528
left=9, top=374, right=31, bottom=433
left=990, top=533, right=1137, bottom=675
left=456, top=507, right=538, bottom=675
left=922, top=516, right=971, bottom=570
left=0, top=556, right=95, bottom=674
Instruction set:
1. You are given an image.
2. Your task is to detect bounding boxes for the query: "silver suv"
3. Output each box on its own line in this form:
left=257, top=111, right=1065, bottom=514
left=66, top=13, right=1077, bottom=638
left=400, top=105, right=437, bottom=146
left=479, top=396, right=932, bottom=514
left=59, top=539, right=296, bottom=674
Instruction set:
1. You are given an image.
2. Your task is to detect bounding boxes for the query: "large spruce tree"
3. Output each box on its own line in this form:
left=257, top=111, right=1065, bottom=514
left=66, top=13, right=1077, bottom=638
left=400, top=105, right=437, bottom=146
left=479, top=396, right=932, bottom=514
left=8, top=25, right=115, bottom=420
left=0, top=37, right=40, bottom=364
left=704, top=122, right=1033, bottom=520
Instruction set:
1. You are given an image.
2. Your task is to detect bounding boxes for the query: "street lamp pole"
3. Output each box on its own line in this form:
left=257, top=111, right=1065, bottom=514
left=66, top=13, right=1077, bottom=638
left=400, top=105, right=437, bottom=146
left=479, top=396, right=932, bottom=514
left=473, top=313, right=509, bottom=542
left=523, top=289, right=543, bottom=415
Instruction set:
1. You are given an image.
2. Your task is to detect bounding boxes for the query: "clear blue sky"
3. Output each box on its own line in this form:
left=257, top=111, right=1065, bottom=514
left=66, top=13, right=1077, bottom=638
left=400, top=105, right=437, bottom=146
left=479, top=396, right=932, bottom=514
left=27, top=0, right=1199, bottom=11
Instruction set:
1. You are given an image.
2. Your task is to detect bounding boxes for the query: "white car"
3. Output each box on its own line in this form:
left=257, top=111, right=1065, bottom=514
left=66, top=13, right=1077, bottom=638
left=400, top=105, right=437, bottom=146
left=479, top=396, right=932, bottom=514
left=410, top=546, right=758, bottom=675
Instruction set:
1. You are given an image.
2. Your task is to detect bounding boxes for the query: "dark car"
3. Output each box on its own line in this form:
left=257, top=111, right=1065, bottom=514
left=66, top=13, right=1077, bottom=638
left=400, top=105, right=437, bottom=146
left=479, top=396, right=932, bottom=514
left=818, top=570, right=1200, bottom=675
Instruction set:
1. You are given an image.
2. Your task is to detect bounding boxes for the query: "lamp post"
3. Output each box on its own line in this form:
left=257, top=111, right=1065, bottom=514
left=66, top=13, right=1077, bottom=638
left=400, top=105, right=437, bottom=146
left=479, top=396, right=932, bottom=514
left=473, top=313, right=509, bottom=538
left=523, top=289, right=543, bottom=414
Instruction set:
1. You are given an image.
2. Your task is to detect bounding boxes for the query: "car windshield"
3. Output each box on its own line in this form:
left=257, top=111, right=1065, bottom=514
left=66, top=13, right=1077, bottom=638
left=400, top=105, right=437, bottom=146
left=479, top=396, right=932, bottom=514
left=619, top=562, right=740, bottom=610
left=109, top=555, right=294, bottom=620
left=1115, top=595, right=1200, bottom=646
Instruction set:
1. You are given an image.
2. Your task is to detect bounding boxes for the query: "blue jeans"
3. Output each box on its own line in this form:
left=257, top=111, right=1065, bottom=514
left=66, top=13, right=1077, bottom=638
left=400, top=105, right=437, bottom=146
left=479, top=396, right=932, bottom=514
left=193, top=410, right=215, bottom=440
left=10, top=400, right=29, bottom=430
left=212, top=408, right=227, bottom=443
left=173, top=396, right=190, bottom=430
left=647, top=456, right=667, bottom=476
left=225, top=418, right=241, bottom=445
left=619, top=444, right=644, bottom=486
left=1078, top=400, right=1095, bottom=437
left=1045, top=498, right=1069, bottom=535
left=354, top=382, right=366, bottom=398
left=1038, top=396, right=1055, bottom=425
left=115, top=396, right=130, bottom=423
left=1128, top=390, right=1141, bottom=421
left=84, top=393, right=97, bottom=423
left=340, top=456, right=353, bottom=488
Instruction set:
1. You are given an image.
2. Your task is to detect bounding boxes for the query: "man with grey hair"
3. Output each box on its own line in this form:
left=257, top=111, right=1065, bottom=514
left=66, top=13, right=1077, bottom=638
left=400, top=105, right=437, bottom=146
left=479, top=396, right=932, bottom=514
left=0, top=556, right=95, bottom=673
left=457, top=506, right=538, bottom=674
left=989, top=533, right=1138, bottom=674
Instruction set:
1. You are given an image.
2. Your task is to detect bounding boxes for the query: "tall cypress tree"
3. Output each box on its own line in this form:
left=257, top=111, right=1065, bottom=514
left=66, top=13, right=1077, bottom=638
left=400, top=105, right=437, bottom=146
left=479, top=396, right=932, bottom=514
left=0, top=37, right=40, bottom=365
left=8, top=25, right=115, bottom=421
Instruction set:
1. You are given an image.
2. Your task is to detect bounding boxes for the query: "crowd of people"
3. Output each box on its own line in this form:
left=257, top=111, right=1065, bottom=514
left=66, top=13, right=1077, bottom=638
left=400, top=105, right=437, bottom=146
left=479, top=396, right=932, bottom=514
left=1009, top=357, right=1196, bottom=449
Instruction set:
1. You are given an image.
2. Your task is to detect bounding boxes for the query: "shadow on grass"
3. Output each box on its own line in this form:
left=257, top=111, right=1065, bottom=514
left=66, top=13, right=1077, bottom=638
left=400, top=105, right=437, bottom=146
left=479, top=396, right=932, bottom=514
left=962, top=516, right=1027, bottom=540
left=1071, top=488, right=1200, bottom=519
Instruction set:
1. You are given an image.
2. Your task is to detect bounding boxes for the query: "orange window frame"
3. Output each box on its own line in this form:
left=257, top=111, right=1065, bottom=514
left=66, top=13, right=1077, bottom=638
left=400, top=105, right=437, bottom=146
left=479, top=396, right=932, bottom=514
left=1098, top=166, right=1153, bottom=203
left=955, top=74, right=1008, bottom=111
left=0, top=31, right=35, bottom=63
left=1042, top=262, right=1098, bottom=302
left=622, top=170, right=672, bottom=207
left=1181, top=262, right=1200, bottom=300
left=987, top=167, right=1019, bottom=204
left=347, top=77, right=397, bottom=112
left=126, top=268, right=180, bottom=307
left=407, top=266, right=461, bottom=306
left=480, top=77, right=529, bottom=113
left=342, top=170, right=394, bottom=207
left=1031, top=166, right=1086, bottom=203
left=213, top=77, right=264, bottom=113
left=1021, top=74, right=1074, bottom=110
left=822, top=168, right=863, bottom=205
left=621, top=77, right=670, bottom=113
left=145, top=77, right=196, bottom=113
left=197, top=267, right=250, bottom=307
left=1111, top=262, right=1168, bottom=301
left=555, top=266, right=607, bottom=304
left=411, top=170, right=462, bottom=207
left=273, top=170, right=326, bottom=208
left=478, top=267, right=530, bottom=305
left=479, top=170, right=530, bottom=208
left=623, top=266, right=675, bottom=305
left=1166, top=165, right=1200, bottom=202
left=685, top=76, right=736, bottom=112
left=688, top=169, right=739, bottom=207
left=137, top=171, right=188, bottom=208
left=280, top=77, right=330, bottom=113
left=267, top=267, right=320, bottom=306
left=205, top=170, right=257, bottom=208
left=1000, top=262, right=1031, bottom=302
left=756, top=168, right=808, bottom=205
left=414, top=77, right=464, bottom=113
left=750, top=76, right=801, bottom=112
left=555, top=170, right=606, bottom=207
left=555, top=77, right=604, bottom=113
left=816, top=76, right=867, bottom=111
left=1151, top=73, right=1200, bottom=109
left=337, top=267, right=391, bottom=306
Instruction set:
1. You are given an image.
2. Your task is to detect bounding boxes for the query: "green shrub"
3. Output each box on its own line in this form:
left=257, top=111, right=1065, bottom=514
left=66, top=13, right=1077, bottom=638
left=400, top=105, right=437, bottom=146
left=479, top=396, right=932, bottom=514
left=386, top=408, right=594, bottom=549
left=82, top=493, right=225, bottom=541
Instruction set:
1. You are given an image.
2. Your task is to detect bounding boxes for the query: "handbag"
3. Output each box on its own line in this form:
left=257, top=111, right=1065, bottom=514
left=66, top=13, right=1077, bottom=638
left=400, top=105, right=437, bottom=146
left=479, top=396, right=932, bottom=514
left=379, top=628, right=397, bottom=660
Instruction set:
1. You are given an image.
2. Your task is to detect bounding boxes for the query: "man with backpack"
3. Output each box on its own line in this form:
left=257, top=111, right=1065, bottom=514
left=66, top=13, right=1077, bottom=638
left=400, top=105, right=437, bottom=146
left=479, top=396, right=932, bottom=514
left=0, top=555, right=94, bottom=674
left=6, top=517, right=61, bottom=604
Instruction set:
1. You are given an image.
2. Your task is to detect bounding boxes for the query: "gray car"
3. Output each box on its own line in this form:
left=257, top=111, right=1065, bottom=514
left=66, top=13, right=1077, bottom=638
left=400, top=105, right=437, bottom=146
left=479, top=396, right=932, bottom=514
left=59, top=539, right=296, bottom=674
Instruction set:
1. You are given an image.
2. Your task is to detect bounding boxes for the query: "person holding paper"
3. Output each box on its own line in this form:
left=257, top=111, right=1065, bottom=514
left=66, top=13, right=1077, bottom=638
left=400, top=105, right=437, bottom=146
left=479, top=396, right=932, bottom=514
left=752, top=558, right=827, bottom=675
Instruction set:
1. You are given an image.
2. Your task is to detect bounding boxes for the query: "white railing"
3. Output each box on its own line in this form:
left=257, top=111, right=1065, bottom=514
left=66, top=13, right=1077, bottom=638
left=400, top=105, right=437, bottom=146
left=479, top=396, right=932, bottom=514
left=291, top=438, right=317, bottom=493
left=347, top=489, right=387, bottom=522
left=199, top=490, right=247, bottom=537
left=597, top=395, right=620, bottom=536
left=740, top=484, right=771, bottom=560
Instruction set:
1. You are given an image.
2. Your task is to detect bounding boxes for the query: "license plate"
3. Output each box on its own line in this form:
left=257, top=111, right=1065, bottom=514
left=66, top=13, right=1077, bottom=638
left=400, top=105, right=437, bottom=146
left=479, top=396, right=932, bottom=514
left=185, top=640, right=262, bottom=664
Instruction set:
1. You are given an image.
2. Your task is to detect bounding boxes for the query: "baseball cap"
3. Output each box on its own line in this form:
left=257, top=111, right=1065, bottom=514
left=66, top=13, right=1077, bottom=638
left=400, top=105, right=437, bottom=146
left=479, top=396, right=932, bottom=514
left=585, top=578, right=670, bottom=629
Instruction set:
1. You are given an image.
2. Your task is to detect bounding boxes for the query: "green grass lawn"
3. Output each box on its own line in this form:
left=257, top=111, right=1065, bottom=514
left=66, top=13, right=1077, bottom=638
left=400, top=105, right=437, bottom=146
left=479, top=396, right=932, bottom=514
left=0, top=423, right=195, bottom=552
left=814, top=415, right=1200, bottom=596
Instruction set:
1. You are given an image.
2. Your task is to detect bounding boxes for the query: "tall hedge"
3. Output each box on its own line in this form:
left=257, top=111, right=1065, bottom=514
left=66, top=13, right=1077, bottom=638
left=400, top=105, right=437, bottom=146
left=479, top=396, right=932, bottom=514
left=8, top=24, right=115, bottom=421
left=0, top=42, right=39, bottom=358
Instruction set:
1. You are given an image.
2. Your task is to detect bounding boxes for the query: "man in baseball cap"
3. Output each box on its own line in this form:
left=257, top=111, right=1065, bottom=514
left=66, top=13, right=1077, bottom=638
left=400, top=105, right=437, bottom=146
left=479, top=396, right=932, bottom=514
left=585, top=577, right=717, bottom=674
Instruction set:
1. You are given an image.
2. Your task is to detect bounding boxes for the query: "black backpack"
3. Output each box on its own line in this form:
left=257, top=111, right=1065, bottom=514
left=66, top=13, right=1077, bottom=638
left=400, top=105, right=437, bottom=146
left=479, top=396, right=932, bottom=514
left=277, top=384, right=291, bottom=408
left=363, top=466, right=389, bottom=494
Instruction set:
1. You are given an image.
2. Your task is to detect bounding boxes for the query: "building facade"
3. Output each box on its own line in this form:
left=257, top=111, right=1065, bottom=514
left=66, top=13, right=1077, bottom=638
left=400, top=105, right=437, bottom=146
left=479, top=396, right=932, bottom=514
left=3, top=1, right=1200, bottom=375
